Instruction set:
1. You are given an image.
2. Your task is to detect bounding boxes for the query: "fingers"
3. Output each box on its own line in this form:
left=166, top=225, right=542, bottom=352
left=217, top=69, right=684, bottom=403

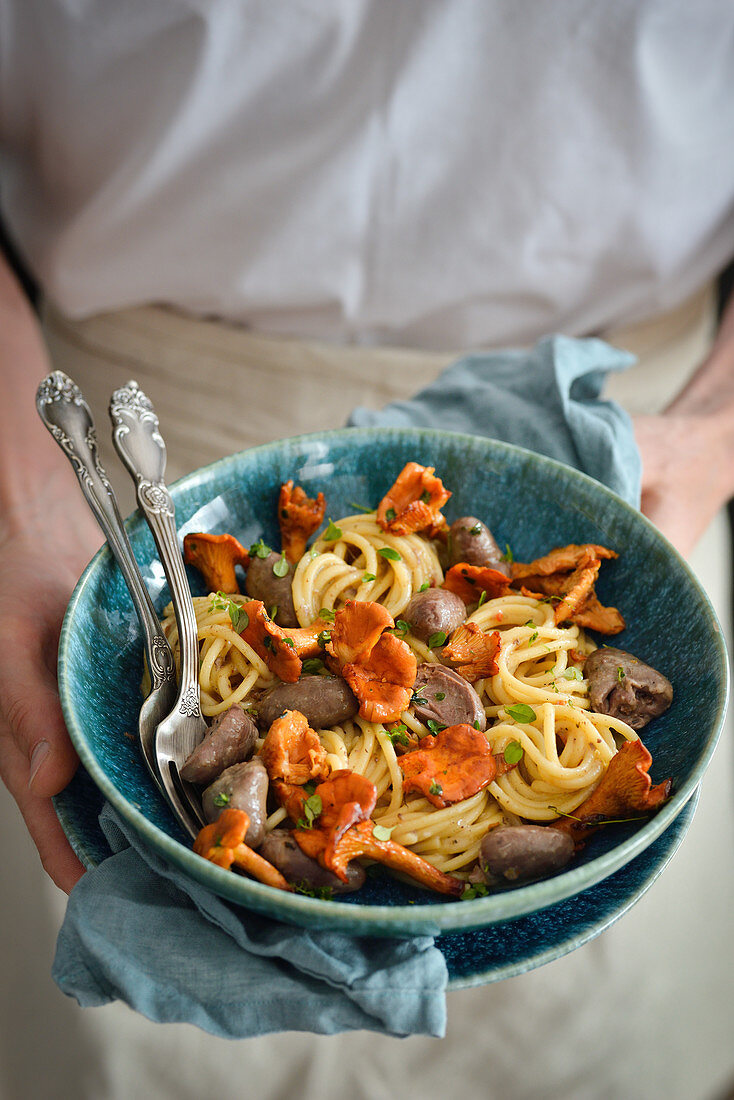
left=0, top=604, right=84, bottom=892
left=14, top=783, right=85, bottom=893
left=1, top=660, right=79, bottom=799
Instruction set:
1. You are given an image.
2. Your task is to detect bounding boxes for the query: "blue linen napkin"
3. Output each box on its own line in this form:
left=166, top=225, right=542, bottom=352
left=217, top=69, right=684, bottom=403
left=52, top=334, right=639, bottom=1038
left=349, top=336, right=640, bottom=507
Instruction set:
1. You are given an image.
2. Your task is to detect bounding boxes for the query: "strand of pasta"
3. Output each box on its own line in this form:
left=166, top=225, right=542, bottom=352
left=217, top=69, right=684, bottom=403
left=291, top=513, right=443, bottom=624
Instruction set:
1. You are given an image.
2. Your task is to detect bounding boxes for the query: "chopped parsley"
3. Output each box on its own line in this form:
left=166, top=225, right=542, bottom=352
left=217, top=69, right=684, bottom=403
left=461, top=882, right=489, bottom=900
left=362, top=572, right=376, bottom=583
left=420, top=489, right=432, bottom=504
left=318, top=607, right=336, bottom=622
left=378, top=546, right=402, bottom=561
left=426, top=719, right=447, bottom=736
left=411, top=691, right=429, bottom=707
left=506, top=703, right=536, bottom=723
left=387, top=727, right=411, bottom=748
left=419, top=580, right=430, bottom=592
left=294, top=881, right=334, bottom=900
left=301, top=657, right=326, bottom=675
left=469, top=523, right=482, bottom=535
left=391, top=620, right=410, bottom=637
left=212, top=792, right=231, bottom=807
left=210, top=592, right=249, bottom=633
left=617, top=666, right=626, bottom=681
left=297, top=792, right=323, bottom=829
left=500, top=543, right=514, bottom=564
left=272, top=553, right=289, bottom=577
left=317, top=630, right=332, bottom=648
left=434, top=692, right=446, bottom=701
left=250, top=538, right=272, bottom=559
left=503, top=740, right=524, bottom=765
left=385, top=507, right=397, bottom=522
left=428, top=780, right=443, bottom=797
left=323, top=519, right=343, bottom=541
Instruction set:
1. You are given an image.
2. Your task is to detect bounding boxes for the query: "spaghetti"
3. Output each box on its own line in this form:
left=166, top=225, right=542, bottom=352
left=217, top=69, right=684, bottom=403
left=162, top=512, right=640, bottom=877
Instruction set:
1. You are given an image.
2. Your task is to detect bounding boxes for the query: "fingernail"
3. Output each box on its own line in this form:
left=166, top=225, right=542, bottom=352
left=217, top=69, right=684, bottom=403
left=28, top=740, right=50, bottom=789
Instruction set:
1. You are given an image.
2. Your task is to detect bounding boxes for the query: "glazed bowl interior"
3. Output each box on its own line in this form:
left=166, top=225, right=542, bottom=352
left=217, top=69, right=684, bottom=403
left=57, top=427, right=728, bottom=936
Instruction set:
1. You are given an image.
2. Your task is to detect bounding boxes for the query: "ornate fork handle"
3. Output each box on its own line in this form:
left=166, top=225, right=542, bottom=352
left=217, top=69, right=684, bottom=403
left=36, top=371, right=175, bottom=784
left=109, top=381, right=204, bottom=754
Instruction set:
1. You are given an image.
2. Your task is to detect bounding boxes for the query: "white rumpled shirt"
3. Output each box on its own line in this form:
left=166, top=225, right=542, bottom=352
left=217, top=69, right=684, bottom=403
left=1, top=0, right=734, bottom=349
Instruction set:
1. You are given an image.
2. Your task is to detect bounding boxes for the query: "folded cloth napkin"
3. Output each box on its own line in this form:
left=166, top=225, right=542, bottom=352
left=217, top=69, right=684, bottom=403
left=52, top=334, right=639, bottom=1039
left=349, top=336, right=640, bottom=507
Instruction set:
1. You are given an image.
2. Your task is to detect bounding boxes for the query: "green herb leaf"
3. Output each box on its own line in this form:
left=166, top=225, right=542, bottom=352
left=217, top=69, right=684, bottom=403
left=323, top=519, right=343, bottom=541
left=283, top=637, right=296, bottom=649
left=473, top=719, right=482, bottom=730
left=461, top=882, right=489, bottom=900
left=387, top=725, right=411, bottom=748
left=392, top=619, right=410, bottom=636
left=506, top=703, right=537, bottom=723
left=411, top=692, right=428, bottom=707
left=362, top=572, right=376, bottom=583
left=419, top=580, right=430, bottom=592
left=348, top=500, right=372, bottom=513
left=503, top=740, right=524, bottom=765
left=500, top=543, right=514, bottom=564
left=420, top=489, right=432, bottom=504
left=302, top=658, right=325, bottom=675
left=372, top=824, right=394, bottom=842
left=212, top=792, right=231, bottom=807
left=560, top=667, right=583, bottom=681
left=426, top=719, right=447, bottom=736
left=294, top=880, right=334, bottom=900
left=250, top=538, right=272, bottom=559
left=477, top=590, right=488, bottom=607
left=263, top=635, right=274, bottom=651
left=617, top=666, right=626, bottom=681
left=469, top=523, right=482, bottom=535
left=297, top=793, right=323, bottom=829
left=434, top=692, right=446, bottom=701
left=318, top=607, right=336, bottom=622
left=269, top=604, right=278, bottom=620
left=385, top=507, right=396, bottom=522
left=317, top=630, right=332, bottom=648
left=230, top=604, right=249, bottom=632
left=427, top=631, right=447, bottom=649
left=272, top=553, right=289, bottom=577
left=428, top=780, right=443, bottom=797
left=378, top=546, right=401, bottom=561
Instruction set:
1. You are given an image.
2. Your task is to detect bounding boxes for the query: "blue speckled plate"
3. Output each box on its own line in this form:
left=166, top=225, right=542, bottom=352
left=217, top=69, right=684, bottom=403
left=57, top=428, right=728, bottom=939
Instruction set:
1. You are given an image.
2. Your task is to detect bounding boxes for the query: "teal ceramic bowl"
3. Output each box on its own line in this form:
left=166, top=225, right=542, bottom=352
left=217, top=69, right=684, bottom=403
left=57, top=427, right=729, bottom=936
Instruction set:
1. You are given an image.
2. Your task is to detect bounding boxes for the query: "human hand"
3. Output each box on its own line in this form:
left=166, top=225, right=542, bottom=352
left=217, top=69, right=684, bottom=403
left=0, top=485, right=101, bottom=892
left=633, top=407, right=734, bottom=558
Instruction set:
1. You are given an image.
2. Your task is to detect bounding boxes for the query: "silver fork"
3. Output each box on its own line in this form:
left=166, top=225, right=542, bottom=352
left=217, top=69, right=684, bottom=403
left=35, top=372, right=192, bottom=828
left=109, top=381, right=208, bottom=832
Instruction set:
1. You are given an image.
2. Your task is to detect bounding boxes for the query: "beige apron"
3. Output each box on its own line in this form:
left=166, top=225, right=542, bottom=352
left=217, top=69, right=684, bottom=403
left=1, top=288, right=731, bottom=1100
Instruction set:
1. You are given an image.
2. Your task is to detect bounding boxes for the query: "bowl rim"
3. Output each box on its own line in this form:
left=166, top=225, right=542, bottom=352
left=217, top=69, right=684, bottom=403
left=57, top=425, right=730, bottom=934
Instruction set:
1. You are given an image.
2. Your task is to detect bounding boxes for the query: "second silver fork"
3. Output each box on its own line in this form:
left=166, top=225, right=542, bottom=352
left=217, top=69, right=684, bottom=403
left=109, top=380, right=208, bottom=830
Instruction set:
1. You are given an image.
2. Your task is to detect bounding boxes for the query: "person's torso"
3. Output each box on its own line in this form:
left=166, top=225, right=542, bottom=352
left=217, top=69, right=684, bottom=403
left=2, top=0, right=734, bottom=348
